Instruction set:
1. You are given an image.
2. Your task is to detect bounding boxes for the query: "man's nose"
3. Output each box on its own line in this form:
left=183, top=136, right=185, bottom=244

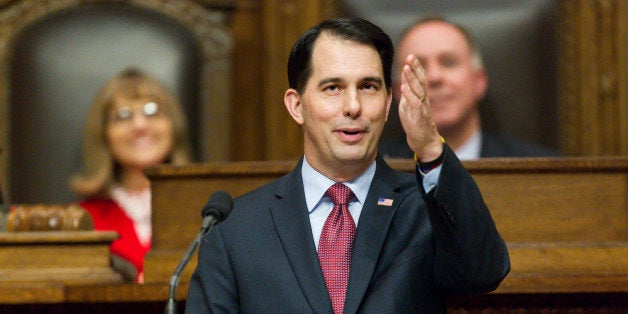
left=344, top=90, right=362, bottom=118
left=426, top=64, right=443, bottom=85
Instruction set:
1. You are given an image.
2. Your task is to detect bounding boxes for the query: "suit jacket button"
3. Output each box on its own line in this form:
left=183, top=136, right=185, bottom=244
left=446, top=211, right=455, bottom=225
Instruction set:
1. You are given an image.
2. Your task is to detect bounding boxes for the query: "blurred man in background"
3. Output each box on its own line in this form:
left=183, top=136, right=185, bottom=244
left=380, top=17, right=557, bottom=159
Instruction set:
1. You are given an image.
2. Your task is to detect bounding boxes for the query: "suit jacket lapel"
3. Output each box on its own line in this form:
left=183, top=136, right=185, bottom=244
left=344, top=158, right=403, bottom=313
left=269, top=159, right=332, bottom=313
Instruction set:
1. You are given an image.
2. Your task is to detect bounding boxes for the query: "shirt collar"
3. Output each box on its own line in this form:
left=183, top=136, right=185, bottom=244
left=455, top=130, right=482, bottom=160
left=301, top=157, right=376, bottom=212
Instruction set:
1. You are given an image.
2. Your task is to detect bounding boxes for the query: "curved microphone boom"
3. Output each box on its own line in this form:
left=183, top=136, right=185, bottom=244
left=165, top=190, right=233, bottom=314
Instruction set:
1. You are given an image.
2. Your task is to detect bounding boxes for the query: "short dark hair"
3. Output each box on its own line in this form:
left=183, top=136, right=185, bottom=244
left=287, top=17, right=394, bottom=94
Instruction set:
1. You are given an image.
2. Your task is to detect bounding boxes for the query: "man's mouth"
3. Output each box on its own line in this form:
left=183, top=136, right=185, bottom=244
left=336, top=128, right=366, bottom=143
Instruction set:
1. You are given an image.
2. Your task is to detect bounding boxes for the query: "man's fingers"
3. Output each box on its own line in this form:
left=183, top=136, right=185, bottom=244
left=410, top=55, right=429, bottom=104
left=402, top=57, right=428, bottom=105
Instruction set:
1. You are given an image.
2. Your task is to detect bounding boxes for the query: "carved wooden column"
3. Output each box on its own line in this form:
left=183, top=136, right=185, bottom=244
left=557, top=0, right=627, bottom=156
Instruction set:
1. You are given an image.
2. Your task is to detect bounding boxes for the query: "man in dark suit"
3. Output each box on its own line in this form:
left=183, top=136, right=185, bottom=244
left=379, top=16, right=557, bottom=159
left=380, top=122, right=558, bottom=159
left=186, top=17, right=510, bottom=313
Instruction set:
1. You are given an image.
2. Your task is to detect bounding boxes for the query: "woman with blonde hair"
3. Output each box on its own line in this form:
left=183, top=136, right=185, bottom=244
left=71, top=68, right=191, bottom=283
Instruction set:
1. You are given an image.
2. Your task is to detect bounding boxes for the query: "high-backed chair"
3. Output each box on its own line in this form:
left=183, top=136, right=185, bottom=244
left=0, top=0, right=233, bottom=204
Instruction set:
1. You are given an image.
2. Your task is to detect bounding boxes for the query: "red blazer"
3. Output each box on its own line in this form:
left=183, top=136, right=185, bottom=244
left=80, top=198, right=151, bottom=283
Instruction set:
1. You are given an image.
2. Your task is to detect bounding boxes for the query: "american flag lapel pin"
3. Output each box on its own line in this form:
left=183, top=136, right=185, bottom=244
left=377, top=197, right=393, bottom=206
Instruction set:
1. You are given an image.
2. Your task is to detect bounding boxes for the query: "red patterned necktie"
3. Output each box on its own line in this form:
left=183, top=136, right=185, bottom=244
left=318, top=183, right=356, bottom=314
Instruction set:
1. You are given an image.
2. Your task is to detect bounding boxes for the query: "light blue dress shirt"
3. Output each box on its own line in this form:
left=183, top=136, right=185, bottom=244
left=455, top=130, right=482, bottom=160
left=302, top=156, right=441, bottom=250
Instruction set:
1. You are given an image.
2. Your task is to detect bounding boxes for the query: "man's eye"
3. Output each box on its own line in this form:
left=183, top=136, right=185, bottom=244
left=441, top=57, right=458, bottom=68
left=324, top=85, right=340, bottom=92
left=361, top=83, right=380, bottom=93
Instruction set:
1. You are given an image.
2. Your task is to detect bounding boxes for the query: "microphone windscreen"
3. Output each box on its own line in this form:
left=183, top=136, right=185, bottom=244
left=200, top=190, right=233, bottom=221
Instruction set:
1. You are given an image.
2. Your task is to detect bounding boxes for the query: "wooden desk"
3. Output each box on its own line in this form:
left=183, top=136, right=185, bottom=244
left=0, top=157, right=625, bottom=312
left=144, top=157, right=628, bottom=295
left=0, top=270, right=625, bottom=312
left=0, top=282, right=183, bottom=312
left=0, top=231, right=123, bottom=289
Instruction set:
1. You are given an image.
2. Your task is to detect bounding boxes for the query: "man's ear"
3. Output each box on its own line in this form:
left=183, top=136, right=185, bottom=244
left=474, top=68, right=489, bottom=99
left=284, top=88, right=304, bottom=125
left=385, top=88, right=392, bottom=122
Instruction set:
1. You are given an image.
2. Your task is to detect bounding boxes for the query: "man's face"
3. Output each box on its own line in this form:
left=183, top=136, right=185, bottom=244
left=395, top=21, right=487, bottom=133
left=285, top=34, right=391, bottom=179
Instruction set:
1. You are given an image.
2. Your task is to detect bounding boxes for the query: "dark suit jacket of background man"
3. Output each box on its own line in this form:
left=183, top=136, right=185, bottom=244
left=186, top=145, right=510, bottom=313
left=379, top=103, right=558, bottom=159
left=379, top=131, right=558, bottom=159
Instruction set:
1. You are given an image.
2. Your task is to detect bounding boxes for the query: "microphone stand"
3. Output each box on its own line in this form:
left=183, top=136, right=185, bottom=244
left=164, top=220, right=216, bottom=314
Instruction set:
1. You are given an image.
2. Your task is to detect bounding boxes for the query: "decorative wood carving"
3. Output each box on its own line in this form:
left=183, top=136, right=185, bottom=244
left=5, top=203, right=93, bottom=232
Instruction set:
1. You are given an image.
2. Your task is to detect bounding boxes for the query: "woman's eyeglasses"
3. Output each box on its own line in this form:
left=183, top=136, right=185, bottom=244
left=109, top=102, right=162, bottom=124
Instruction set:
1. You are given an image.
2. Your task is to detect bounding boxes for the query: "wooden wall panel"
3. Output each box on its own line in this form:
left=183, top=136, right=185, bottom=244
left=224, top=0, right=338, bottom=161
left=558, top=0, right=627, bottom=156
left=260, top=0, right=337, bottom=160
left=229, top=0, right=265, bottom=160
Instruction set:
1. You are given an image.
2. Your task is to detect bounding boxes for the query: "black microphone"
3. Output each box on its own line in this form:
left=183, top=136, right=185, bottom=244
left=198, top=191, right=233, bottom=234
left=165, top=190, right=233, bottom=314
